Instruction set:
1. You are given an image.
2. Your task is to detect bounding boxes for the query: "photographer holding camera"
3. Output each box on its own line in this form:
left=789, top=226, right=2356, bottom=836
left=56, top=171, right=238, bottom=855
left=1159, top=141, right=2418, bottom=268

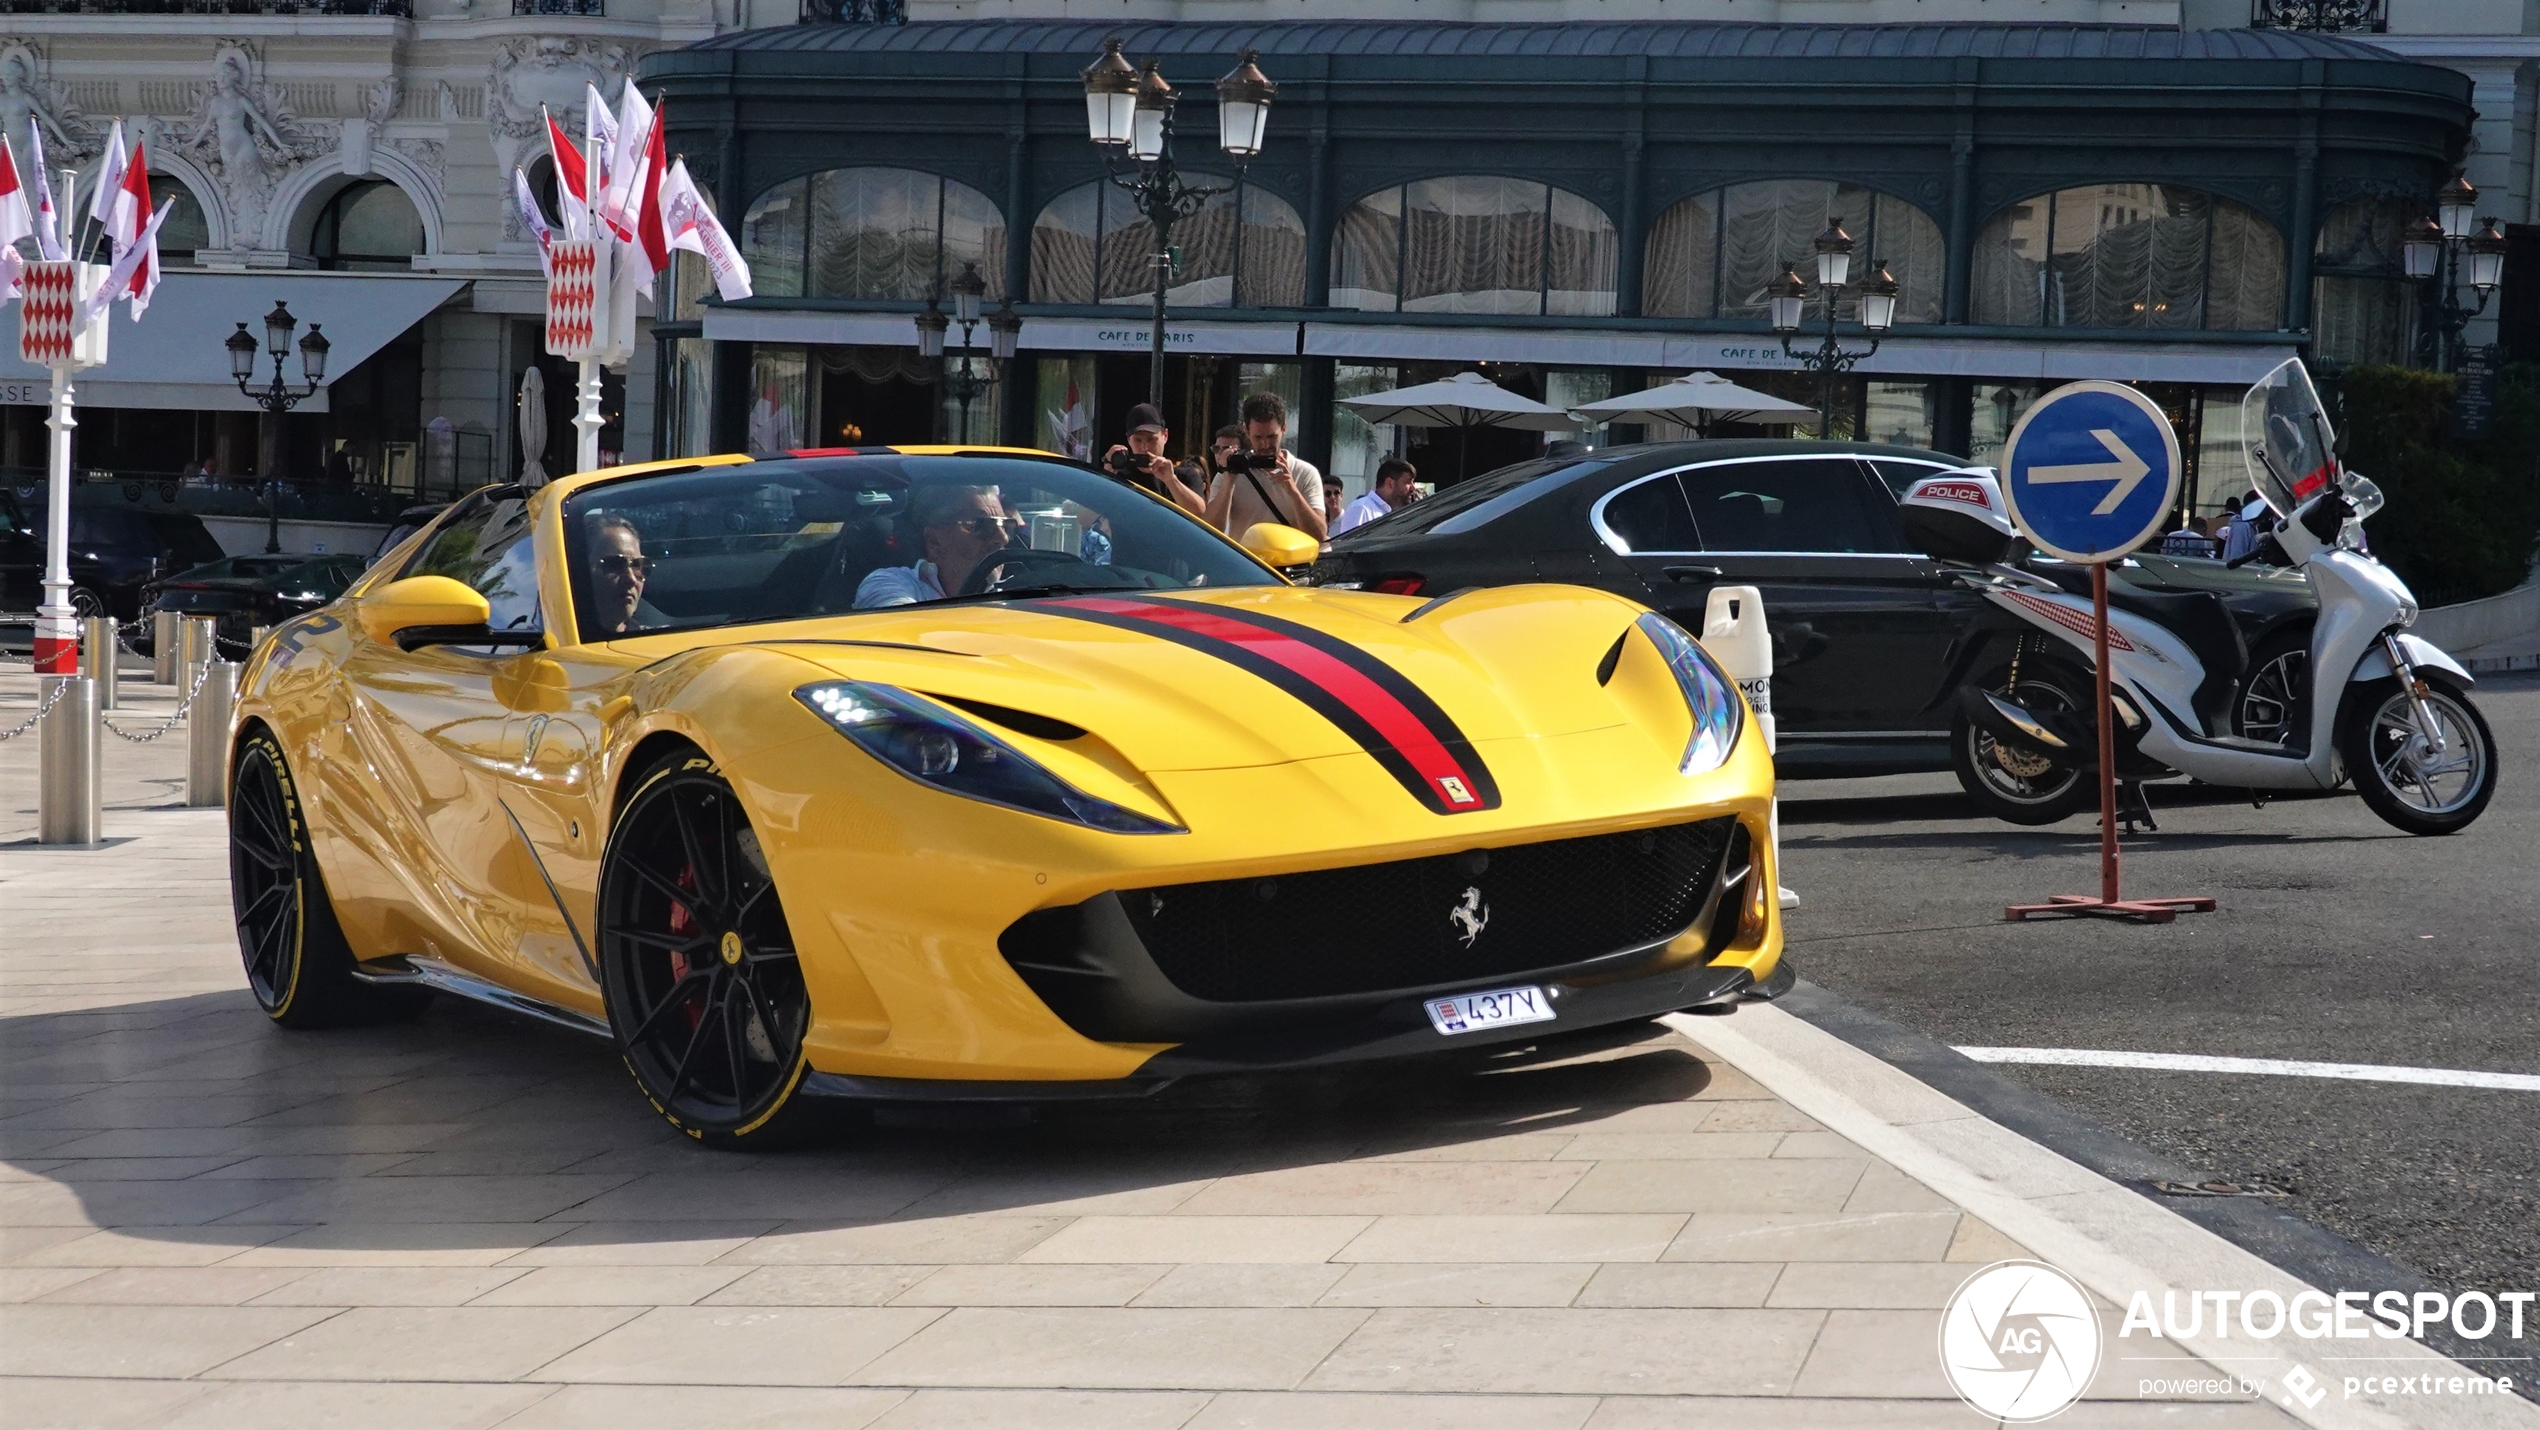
left=1204, top=392, right=1327, bottom=540
left=1101, top=404, right=1207, bottom=516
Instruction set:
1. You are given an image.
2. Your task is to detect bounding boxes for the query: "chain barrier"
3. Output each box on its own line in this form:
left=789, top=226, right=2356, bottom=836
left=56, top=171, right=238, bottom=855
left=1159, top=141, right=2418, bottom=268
left=0, top=673, right=73, bottom=743
left=99, top=657, right=215, bottom=744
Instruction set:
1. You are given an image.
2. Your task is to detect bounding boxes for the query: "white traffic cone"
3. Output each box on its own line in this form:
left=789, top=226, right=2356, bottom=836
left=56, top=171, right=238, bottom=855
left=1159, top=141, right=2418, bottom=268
left=1700, top=586, right=1797, bottom=911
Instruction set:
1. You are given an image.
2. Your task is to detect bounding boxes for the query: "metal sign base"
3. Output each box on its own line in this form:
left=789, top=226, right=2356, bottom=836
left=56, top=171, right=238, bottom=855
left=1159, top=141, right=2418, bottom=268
left=2006, top=562, right=2214, bottom=928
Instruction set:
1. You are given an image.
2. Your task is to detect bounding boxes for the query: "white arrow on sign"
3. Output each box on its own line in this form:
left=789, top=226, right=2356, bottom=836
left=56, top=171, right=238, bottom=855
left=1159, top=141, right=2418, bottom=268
left=2027, top=428, right=2151, bottom=515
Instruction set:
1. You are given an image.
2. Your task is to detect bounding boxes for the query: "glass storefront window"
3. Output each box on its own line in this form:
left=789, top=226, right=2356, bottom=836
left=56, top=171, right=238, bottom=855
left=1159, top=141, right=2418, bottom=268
left=1030, top=178, right=1306, bottom=307
left=670, top=337, right=714, bottom=458
left=747, top=345, right=808, bottom=457
left=741, top=168, right=1005, bottom=303
left=2311, top=197, right=2417, bottom=369
left=1330, top=363, right=1400, bottom=490
left=666, top=250, right=713, bottom=325
left=1643, top=182, right=1944, bottom=325
left=1969, top=382, right=2041, bottom=467
left=1236, top=361, right=1305, bottom=440
left=1971, top=185, right=2284, bottom=331
left=1543, top=369, right=1611, bottom=445
left=1863, top=381, right=1937, bottom=450
left=1333, top=177, right=1617, bottom=316
left=1037, top=357, right=1098, bottom=460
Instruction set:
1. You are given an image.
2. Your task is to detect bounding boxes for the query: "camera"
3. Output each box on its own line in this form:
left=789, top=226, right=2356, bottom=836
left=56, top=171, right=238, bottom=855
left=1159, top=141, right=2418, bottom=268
left=1104, top=448, right=1151, bottom=481
left=1221, top=446, right=1282, bottom=475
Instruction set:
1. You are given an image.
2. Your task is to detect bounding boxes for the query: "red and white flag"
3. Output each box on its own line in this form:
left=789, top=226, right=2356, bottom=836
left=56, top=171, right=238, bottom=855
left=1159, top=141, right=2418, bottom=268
left=107, top=148, right=160, bottom=315
left=79, top=197, right=172, bottom=331
left=598, top=81, right=654, bottom=244
left=24, top=124, right=62, bottom=262
left=0, top=135, right=34, bottom=299
left=86, top=119, right=127, bottom=234
left=542, top=107, right=589, bottom=240
left=583, top=83, right=619, bottom=201
left=622, top=99, right=670, bottom=297
left=658, top=157, right=751, bottom=301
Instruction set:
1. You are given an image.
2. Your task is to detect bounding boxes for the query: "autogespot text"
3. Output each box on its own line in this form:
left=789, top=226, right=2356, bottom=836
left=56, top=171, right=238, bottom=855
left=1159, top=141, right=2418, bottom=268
left=2121, top=1288, right=2527, bottom=1402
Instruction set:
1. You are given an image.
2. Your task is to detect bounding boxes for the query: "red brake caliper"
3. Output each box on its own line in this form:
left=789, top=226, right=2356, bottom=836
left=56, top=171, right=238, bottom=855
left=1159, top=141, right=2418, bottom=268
left=668, top=863, right=708, bottom=1031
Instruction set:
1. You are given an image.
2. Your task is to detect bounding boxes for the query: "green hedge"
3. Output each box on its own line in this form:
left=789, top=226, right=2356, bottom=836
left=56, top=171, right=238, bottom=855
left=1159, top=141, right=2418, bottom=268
left=2334, top=363, right=2540, bottom=608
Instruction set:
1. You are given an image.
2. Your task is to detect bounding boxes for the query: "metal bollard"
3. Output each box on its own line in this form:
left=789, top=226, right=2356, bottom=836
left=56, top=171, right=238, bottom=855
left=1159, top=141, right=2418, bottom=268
left=37, top=675, right=101, bottom=846
left=179, top=614, right=215, bottom=679
left=80, top=614, right=118, bottom=711
left=1702, top=586, right=1796, bottom=911
left=152, top=609, right=179, bottom=685
left=186, top=660, right=238, bottom=809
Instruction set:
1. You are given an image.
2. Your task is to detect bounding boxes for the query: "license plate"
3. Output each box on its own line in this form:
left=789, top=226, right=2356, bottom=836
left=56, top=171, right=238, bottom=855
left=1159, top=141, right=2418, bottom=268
left=1426, top=985, right=1554, bottom=1036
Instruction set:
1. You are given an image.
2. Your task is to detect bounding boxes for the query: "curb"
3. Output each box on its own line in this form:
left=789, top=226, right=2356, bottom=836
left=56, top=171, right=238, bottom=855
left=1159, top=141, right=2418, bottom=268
left=2463, top=652, right=2540, bottom=674
left=1663, top=994, right=2540, bottom=1430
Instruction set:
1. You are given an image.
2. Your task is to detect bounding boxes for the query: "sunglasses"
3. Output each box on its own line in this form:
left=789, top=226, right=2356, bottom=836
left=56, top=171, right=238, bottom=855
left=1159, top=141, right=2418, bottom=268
left=936, top=517, right=1007, bottom=538
left=597, top=554, right=650, bottom=575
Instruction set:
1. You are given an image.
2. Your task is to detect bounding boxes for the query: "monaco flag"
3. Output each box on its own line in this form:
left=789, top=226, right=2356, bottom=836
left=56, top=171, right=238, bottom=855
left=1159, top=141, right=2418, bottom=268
left=0, top=135, right=34, bottom=299
left=658, top=158, right=751, bottom=302
left=106, top=145, right=159, bottom=315
left=24, top=123, right=62, bottom=262
left=542, top=107, right=589, bottom=240
left=598, top=81, right=654, bottom=245
left=86, top=119, right=127, bottom=233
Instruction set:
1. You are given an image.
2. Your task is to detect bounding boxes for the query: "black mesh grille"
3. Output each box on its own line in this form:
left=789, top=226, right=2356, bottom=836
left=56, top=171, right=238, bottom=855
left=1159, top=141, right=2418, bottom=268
left=1119, top=816, right=1739, bottom=1003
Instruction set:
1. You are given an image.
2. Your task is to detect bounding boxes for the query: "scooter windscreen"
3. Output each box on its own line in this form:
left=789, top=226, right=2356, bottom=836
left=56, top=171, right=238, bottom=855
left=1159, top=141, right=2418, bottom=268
left=2241, top=359, right=2337, bottom=517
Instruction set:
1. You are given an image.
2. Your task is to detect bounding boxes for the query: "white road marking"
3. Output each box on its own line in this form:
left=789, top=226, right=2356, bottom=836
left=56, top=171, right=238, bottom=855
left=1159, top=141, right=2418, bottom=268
left=1953, top=1046, right=2540, bottom=1093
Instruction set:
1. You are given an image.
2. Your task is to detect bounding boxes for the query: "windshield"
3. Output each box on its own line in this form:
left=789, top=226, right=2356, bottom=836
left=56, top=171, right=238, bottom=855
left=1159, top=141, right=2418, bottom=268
left=2241, top=360, right=2337, bottom=517
left=559, top=454, right=1278, bottom=639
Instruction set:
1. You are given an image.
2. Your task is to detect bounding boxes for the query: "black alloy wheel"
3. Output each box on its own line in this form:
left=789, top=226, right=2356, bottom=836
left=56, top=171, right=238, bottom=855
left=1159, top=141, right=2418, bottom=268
left=229, top=730, right=428, bottom=1028
left=598, top=752, right=817, bottom=1146
left=1951, top=661, right=2094, bottom=826
left=2235, top=628, right=2311, bottom=748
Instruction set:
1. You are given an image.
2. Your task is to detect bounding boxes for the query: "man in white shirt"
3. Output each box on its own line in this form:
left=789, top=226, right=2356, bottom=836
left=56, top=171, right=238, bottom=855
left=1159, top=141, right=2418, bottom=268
left=855, top=484, right=1013, bottom=607
left=1332, top=458, right=1419, bottom=538
left=1205, top=391, right=1326, bottom=540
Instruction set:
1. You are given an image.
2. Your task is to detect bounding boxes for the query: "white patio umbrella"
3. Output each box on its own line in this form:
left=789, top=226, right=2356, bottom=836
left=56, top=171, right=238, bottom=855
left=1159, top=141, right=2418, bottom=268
left=1339, top=370, right=1579, bottom=481
left=517, top=366, right=549, bottom=489
left=1569, top=371, right=1816, bottom=438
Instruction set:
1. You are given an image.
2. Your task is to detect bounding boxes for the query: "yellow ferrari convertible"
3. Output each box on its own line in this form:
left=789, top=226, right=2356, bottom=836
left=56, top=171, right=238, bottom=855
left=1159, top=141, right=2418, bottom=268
left=226, top=447, right=1782, bottom=1145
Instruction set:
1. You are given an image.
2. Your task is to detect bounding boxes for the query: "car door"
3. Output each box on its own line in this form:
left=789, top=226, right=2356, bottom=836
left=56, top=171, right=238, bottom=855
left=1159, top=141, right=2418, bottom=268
left=1602, top=455, right=1956, bottom=742
left=326, top=492, right=554, bottom=985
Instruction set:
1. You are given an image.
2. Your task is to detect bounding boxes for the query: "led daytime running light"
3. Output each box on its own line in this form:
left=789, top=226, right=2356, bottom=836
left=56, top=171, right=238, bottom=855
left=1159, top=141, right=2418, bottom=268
left=794, top=682, right=1181, bottom=835
left=1635, top=612, right=1744, bottom=777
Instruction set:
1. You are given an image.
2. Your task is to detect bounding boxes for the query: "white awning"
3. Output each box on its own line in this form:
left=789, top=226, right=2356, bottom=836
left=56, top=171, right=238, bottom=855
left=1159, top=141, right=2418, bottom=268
left=702, top=306, right=1305, bottom=358
left=0, top=272, right=468, bottom=414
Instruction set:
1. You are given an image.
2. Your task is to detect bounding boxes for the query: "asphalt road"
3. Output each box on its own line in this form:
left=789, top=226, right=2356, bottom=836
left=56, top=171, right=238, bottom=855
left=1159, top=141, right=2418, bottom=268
left=1777, top=670, right=2540, bottom=1304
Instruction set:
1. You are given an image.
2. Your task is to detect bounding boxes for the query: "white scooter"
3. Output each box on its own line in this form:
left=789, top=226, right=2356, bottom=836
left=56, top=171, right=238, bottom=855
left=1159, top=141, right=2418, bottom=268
left=1898, top=358, right=2498, bottom=837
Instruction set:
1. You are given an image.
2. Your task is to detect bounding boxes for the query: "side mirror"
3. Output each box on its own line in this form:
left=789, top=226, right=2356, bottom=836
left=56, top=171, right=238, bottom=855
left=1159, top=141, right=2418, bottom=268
left=358, top=575, right=489, bottom=645
left=1240, top=522, right=1321, bottom=570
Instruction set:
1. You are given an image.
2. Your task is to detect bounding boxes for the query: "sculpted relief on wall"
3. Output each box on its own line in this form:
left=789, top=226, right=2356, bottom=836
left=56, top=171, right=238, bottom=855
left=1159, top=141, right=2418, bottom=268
left=489, top=36, right=635, bottom=242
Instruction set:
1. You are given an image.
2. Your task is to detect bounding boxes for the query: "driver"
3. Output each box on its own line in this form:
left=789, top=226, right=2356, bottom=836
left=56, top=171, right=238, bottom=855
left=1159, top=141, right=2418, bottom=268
left=855, top=484, right=1012, bottom=608
left=589, top=515, right=669, bottom=634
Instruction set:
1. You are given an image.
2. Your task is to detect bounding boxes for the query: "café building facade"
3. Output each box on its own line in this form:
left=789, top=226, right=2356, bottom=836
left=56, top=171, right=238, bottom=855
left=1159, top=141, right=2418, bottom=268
left=642, top=20, right=2474, bottom=509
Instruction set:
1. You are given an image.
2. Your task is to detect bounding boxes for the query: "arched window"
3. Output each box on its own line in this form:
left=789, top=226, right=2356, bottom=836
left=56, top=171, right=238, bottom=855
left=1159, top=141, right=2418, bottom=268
left=1333, top=177, right=1617, bottom=316
left=1643, top=181, right=1943, bottom=324
left=154, top=179, right=210, bottom=264
left=310, top=180, right=424, bottom=272
left=741, top=168, right=1005, bottom=302
left=1029, top=178, right=1304, bottom=307
left=1971, top=185, right=2284, bottom=330
left=2311, top=196, right=2417, bottom=368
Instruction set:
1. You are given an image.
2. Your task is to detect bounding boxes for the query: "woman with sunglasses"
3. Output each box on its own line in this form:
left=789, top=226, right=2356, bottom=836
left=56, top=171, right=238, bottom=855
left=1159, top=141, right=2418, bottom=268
left=853, top=484, right=1013, bottom=609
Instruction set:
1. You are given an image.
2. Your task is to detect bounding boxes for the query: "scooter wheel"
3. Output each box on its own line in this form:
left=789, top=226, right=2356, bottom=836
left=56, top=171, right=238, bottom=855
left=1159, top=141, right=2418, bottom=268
left=1952, top=663, right=2094, bottom=826
left=2339, top=675, right=2497, bottom=835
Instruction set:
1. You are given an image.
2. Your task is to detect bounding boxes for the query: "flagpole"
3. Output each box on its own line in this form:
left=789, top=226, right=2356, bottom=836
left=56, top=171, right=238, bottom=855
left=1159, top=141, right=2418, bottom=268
left=574, top=357, right=603, bottom=475
left=33, top=358, right=76, bottom=675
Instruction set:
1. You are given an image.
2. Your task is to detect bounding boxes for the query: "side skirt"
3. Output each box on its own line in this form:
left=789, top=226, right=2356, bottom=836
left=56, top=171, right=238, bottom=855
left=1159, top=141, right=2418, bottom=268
left=352, top=954, right=612, bottom=1040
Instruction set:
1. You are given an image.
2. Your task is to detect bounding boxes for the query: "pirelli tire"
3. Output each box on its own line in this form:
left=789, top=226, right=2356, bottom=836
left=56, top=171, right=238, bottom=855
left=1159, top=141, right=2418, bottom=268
left=597, top=749, right=823, bottom=1149
left=227, top=729, right=431, bottom=1029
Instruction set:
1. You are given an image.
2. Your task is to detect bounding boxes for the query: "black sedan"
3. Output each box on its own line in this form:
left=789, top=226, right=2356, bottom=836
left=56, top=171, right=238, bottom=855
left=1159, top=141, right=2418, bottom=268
left=0, top=499, right=228, bottom=623
left=145, top=552, right=369, bottom=651
left=1309, top=440, right=2315, bottom=782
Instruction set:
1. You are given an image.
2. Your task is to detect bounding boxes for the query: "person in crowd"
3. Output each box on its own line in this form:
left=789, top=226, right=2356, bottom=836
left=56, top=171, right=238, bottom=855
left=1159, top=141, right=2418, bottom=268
left=2218, top=490, right=2269, bottom=563
left=855, top=484, right=1014, bottom=608
left=1210, top=425, right=1243, bottom=480
left=1100, top=403, right=1206, bottom=516
left=589, top=515, right=669, bottom=634
left=1323, top=478, right=1346, bottom=530
left=1332, top=458, right=1420, bottom=537
left=1204, top=392, right=1327, bottom=540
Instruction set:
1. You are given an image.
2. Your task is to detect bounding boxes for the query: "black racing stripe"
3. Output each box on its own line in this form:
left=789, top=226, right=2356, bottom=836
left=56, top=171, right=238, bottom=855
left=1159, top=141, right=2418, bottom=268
left=1030, top=599, right=1499, bottom=815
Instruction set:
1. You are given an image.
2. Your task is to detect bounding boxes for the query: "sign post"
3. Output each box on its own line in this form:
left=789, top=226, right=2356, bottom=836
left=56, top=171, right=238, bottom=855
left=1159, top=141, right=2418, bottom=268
left=1996, top=380, right=2216, bottom=926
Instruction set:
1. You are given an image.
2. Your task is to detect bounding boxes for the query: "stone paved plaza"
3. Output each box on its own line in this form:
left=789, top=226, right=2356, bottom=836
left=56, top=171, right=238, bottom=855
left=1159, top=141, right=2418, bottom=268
left=0, top=670, right=2487, bottom=1429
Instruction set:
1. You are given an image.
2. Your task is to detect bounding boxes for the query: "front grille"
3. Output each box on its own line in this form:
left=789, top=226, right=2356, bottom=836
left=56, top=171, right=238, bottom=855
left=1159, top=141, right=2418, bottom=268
left=1120, top=816, right=1739, bottom=1003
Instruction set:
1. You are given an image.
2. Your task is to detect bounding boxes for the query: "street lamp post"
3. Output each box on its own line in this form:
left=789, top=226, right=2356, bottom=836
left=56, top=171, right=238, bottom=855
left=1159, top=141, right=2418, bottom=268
left=2401, top=170, right=2507, bottom=373
left=1081, top=39, right=1275, bottom=412
left=1769, top=218, right=1898, bottom=440
left=226, top=301, right=330, bottom=554
left=915, top=261, right=1021, bottom=442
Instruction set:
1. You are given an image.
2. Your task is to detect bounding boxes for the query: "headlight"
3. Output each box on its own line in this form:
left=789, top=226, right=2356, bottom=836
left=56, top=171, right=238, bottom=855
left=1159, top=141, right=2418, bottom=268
left=794, top=682, right=1181, bottom=835
left=1636, top=612, right=1744, bottom=777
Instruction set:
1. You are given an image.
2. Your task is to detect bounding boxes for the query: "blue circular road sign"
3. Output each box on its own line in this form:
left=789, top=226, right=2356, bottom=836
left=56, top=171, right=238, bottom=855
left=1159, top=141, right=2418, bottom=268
left=1999, top=381, right=2183, bottom=564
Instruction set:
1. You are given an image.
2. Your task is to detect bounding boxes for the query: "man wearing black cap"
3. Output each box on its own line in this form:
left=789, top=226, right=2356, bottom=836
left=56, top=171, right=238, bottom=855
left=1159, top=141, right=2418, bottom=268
left=1102, top=403, right=1207, bottom=516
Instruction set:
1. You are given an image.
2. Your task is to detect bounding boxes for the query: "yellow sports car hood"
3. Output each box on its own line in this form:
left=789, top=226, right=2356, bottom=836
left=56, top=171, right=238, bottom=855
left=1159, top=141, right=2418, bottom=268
left=731, top=584, right=1647, bottom=814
